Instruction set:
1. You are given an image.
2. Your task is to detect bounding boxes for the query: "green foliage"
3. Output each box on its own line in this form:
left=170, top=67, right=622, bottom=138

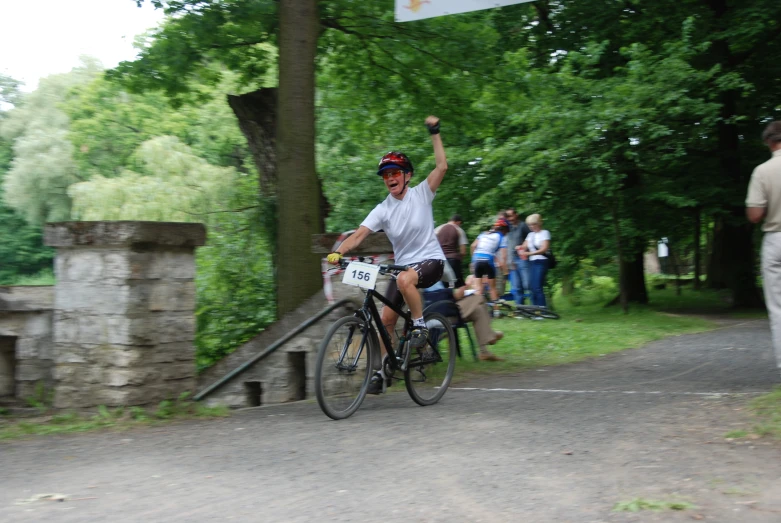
left=613, top=498, right=694, bottom=512
left=1, top=59, right=102, bottom=224
left=24, top=381, right=53, bottom=414
left=0, top=75, right=55, bottom=284
left=454, top=287, right=719, bottom=377
left=194, top=171, right=275, bottom=370
left=116, top=1, right=279, bottom=105
left=6, top=269, right=55, bottom=286
left=69, top=136, right=236, bottom=221
left=0, top=201, right=54, bottom=284
left=65, top=72, right=250, bottom=177
left=0, top=73, right=24, bottom=107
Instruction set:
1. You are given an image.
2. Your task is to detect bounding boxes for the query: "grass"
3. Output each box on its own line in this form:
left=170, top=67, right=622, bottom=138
left=747, top=386, right=781, bottom=440
left=0, top=394, right=229, bottom=441
left=5, top=268, right=56, bottom=286
left=613, top=497, right=695, bottom=512
left=452, top=286, right=733, bottom=379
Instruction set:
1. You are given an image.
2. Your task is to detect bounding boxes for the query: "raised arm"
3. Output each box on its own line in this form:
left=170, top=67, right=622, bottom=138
left=425, top=115, right=448, bottom=193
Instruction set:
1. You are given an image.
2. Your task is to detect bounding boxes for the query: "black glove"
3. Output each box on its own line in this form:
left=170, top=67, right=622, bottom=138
left=426, top=121, right=440, bottom=135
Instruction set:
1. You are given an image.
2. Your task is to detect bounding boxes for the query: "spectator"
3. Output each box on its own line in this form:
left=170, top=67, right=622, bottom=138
left=746, top=120, right=781, bottom=377
left=471, top=218, right=509, bottom=314
left=519, top=213, right=551, bottom=308
left=435, top=214, right=468, bottom=288
left=494, top=210, right=510, bottom=297
left=423, top=278, right=505, bottom=361
left=505, top=208, right=531, bottom=305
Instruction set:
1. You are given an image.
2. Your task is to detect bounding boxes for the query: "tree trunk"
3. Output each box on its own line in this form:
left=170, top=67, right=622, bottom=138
left=623, top=251, right=649, bottom=304
left=276, top=0, right=322, bottom=317
left=707, top=88, right=762, bottom=306
left=227, top=88, right=277, bottom=196
left=706, top=217, right=728, bottom=289
left=610, top=204, right=629, bottom=313
left=606, top=249, right=648, bottom=307
left=704, top=2, right=763, bottom=307
left=715, top=216, right=763, bottom=308
left=693, top=208, right=701, bottom=290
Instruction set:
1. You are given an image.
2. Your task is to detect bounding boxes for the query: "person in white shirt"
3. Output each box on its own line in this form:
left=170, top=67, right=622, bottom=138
left=746, top=120, right=781, bottom=377
left=326, top=116, right=447, bottom=392
left=470, top=218, right=509, bottom=312
left=518, top=213, right=551, bottom=307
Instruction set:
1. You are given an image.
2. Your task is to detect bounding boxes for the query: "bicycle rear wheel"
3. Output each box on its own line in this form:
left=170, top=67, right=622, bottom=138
left=404, top=311, right=457, bottom=406
left=315, top=316, right=375, bottom=420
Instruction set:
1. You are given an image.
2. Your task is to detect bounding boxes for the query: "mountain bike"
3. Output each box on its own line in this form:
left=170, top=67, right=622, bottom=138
left=491, top=300, right=560, bottom=320
left=315, top=258, right=457, bottom=420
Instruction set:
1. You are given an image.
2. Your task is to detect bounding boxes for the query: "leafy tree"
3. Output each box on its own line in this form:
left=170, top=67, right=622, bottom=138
left=1, top=59, right=102, bottom=224
left=511, top=0, right=781, bottom=307
left=118, top=0, right=506, bottom=315
left=69, top=136, right=235, bottom=220
left=66, top=71, right=251, bottom=179
left=0, top=74, right=54, bottom=284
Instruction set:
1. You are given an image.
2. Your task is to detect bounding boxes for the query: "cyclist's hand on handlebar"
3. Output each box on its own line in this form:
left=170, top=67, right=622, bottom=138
left=326, top=252, right=343, bottom=265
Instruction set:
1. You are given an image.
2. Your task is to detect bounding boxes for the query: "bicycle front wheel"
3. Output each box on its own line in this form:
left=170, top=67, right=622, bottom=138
left=405, top=311, right=457, bottom=406
left=315, top=316, right=375, bottom=420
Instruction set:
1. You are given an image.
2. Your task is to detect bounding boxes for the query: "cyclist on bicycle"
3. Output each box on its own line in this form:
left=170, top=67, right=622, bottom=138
left=326, top=116, right=448, bottom=391
left=470, top=218, right=509, bottom=314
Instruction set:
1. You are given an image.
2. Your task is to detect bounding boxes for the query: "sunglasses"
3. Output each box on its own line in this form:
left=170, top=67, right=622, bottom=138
left=381, top=169, right=405, bottom=179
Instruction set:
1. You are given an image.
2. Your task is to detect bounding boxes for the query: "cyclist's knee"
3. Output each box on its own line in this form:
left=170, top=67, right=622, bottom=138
left=397, top=269, right=417, bottom=290
left=381, top=307, right=398, bottom=325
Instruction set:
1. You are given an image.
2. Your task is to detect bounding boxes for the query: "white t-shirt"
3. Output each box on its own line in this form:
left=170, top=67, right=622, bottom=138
left=525, top=230, right=551, bottom=261
left=472, top=231, right=506, bottom=264
left=361, top=182, right=445, bottom=266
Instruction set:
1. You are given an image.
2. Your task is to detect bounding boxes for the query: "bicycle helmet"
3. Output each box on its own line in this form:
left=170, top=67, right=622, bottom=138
left=377, top=151, right=414, bottom=176
left=494, top=218, right=509, bottom=230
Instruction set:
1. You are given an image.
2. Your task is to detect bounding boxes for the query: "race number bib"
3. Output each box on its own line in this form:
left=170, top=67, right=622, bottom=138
left=342, top=261, right=380, bottom=290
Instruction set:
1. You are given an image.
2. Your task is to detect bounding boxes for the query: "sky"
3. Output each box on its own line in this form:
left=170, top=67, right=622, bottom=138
left=0, top=0, right=165, bottom=91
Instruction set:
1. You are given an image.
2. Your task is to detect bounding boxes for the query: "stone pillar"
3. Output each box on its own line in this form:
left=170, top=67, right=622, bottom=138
left=44, top=222, right=206, bottom=409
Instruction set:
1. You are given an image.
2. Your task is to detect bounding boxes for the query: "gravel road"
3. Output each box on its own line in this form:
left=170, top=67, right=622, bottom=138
left=2, top=319, right=780, bottom=522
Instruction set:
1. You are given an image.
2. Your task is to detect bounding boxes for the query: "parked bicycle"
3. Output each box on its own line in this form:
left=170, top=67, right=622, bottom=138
left=493, top=300, right=560, bottom=320
left=476, top=280, right=560, bottom=320
left=315, top=257, right=457, bottom=420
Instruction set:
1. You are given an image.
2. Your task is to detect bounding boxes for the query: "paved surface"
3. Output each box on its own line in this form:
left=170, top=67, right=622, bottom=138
left=2, top=319, right=781, bottom=522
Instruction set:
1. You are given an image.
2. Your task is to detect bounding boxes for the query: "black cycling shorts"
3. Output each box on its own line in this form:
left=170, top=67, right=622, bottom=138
left=474, top=260, right=496, bottom=279
left=384, top=259, right=445, bottom=311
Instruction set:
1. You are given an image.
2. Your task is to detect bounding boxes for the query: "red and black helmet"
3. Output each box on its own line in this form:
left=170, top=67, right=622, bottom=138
left=377, top=151, right=414, bottom=176
left=494, top=218, right=509, bottom=230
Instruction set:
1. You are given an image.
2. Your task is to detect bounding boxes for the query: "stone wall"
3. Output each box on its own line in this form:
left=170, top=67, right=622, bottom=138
left=1, top=226, right=398, bottom=410
left=0, top=286, right=54, bottom=398
left=45, top=222, right=206, bottom=409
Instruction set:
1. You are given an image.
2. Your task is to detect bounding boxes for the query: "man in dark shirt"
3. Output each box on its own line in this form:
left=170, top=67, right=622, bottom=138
left=435, top=214, right=468, bottom=287
left=505, top=208, right=531, bottom=305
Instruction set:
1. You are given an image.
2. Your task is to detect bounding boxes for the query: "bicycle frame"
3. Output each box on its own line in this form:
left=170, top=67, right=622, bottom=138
left=357, top=286, right=412, bottom=373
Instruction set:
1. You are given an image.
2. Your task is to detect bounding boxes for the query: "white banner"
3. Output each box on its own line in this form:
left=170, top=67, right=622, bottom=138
left=395, top=0, right=535, bottom=23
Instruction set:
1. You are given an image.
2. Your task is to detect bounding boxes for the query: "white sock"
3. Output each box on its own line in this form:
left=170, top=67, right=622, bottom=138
left=413, top=317, right=425, bottom=328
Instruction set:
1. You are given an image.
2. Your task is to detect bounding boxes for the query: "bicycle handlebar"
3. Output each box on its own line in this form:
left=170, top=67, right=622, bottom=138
left=334, top=257, right=408, bottom=274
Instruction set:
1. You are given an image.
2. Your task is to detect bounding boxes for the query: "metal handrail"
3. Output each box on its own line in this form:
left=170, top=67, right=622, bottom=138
left=193, top=298, right=358, bottom=401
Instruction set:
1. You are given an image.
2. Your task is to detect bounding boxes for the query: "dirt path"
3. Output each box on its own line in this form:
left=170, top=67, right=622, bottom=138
left=2, top=319, right=780, bottom=522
